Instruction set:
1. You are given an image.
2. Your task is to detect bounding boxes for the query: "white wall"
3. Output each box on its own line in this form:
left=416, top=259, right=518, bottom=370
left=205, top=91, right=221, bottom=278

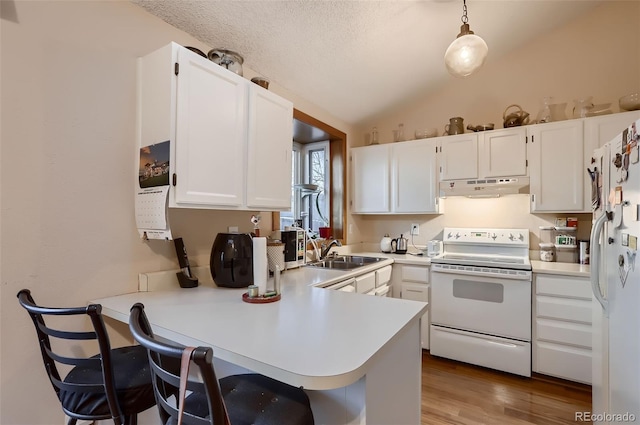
left=357, top=196, right=592, bottom=249
left=349, top=1, right=639, bottom=247
left=0, top=2, right=354, bottom=424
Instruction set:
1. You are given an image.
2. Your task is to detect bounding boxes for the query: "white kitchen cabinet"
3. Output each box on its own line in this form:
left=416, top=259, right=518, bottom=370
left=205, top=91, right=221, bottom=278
left=438, top=133, right=478, bottom=181
left=532, top=273, right=593, bottom=384
left=527, top=120, right=584, bottom=212
left=584, top=110, right=640, bottom=149
left=582, top=110, right=640, bottom=211
left=351, top=144, right=390, bottom=213
left=438, top=128, right=527, bottom=181
left=479, top=127, right=528, bottom=178
left=393, top=264, right=430, bottom=349
left=355, top=271, right=377, bottom=295
left=246, top=87, right=293, bottom=209
left=351, top=139, right=440, bottom=214
left=391, top=139, right=439, bottom=213
left=138, top=42, right=293, bottom=210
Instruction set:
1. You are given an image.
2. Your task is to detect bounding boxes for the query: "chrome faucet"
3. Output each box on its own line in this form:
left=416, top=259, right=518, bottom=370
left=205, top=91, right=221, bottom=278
left=320, top=240, right=342, bottom=260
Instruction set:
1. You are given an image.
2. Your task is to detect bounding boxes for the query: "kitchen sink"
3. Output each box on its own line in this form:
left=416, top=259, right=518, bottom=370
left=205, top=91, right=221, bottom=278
left=306, top=255, right=383, bottom=270
left=330, top=255, right=382, bottom=264
left=307, top=261, right=363, bottom=270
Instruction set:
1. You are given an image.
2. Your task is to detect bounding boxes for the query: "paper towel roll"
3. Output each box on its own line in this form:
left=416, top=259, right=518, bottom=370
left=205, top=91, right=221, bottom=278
left=253, top=237, right=268, bottom=295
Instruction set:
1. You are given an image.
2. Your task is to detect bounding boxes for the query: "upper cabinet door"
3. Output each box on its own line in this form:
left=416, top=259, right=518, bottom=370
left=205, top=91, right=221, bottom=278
left=351, top=144, right=390, bottom=213
left=439, top=134, right=478, bottom=181
left=246, top=86, right=293, bottom=209
left=584, top=110, right=640, bottom=149
left=480, top=127, right=527, bottom=178
left=174, top=48, right=247, bottom=207
left=392, top=139, right=439, bottom=213
left=582, top=110, right=640, bottom=211
left=528, top=120, right=584, bottom=212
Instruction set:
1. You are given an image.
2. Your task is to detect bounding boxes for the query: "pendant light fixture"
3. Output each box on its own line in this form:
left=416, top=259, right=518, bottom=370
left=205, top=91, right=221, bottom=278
left=444, top=0, right=488, bottom=78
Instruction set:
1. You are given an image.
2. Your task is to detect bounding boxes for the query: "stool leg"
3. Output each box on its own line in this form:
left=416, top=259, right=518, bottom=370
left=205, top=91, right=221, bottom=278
left=124, top=414, right=137, bottom=425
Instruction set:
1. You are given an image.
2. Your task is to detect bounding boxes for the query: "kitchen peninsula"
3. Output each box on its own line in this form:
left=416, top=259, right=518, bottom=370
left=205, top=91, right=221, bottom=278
left=92, top=263, right=427, bottom=425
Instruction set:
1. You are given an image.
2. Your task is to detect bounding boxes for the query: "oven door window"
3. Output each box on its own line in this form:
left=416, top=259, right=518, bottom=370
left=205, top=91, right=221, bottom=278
left=452, top=279, right=504, bottom=303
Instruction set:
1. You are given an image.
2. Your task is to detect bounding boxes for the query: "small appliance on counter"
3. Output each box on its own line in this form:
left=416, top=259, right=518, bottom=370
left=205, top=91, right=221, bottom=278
left=391, top=234, right=408, bottom=254
left=281, top=227, right=306, bottom=269
left=426, top=240, right=443, bottom=258
left=380, top=234, right=392, bottom=253
left=210, top=233, right=253, bottom=288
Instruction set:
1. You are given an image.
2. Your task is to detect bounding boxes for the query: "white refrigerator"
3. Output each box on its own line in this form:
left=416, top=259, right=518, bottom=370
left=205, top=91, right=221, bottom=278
left=590, top=118, right=640, bottom=423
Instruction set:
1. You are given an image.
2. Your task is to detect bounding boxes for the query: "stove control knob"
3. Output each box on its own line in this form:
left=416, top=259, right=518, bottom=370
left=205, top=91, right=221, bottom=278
left=491, top=233, right=497, bottom=240
left=508, top=233, right=515, bottom=241
left=518, top=233, right=525, bottom=241
left=447, top=232, right=453, bottom=239
left=455, top=233, right=461, bottom=239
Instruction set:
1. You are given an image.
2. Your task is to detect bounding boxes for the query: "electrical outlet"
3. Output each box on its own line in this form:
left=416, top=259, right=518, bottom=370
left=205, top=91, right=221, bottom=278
left=411, top=223, right=419, bottom=235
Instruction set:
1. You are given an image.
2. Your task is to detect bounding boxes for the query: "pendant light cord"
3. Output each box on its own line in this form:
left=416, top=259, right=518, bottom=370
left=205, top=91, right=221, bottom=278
left=461, top=0, right=469, bottom=24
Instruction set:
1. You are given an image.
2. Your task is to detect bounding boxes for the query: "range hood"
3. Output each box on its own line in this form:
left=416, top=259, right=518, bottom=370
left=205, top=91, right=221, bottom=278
left=439, top=177, right=530, bottom=198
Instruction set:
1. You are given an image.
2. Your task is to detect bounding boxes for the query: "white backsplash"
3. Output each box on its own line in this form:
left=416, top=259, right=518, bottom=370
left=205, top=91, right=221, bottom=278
left=353, top=194, right=591, bottom=262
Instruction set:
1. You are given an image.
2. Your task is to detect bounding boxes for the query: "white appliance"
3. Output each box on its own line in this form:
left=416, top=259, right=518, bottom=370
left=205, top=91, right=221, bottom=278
left=590, top=119, right=640, bottom=423
left=430, top=228, right=532, bottom=377
left=426, top=240, right=443, bottom=257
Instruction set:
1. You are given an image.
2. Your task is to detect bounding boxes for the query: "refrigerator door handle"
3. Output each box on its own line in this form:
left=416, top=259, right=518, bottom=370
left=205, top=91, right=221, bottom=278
left=590, top=210, right=612, bottom=315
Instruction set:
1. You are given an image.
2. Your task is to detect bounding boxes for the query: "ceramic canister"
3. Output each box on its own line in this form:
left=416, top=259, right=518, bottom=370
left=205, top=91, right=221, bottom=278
left=380, top=235, right=392, bottom=253
left=267, top=242, right=286, bottom=273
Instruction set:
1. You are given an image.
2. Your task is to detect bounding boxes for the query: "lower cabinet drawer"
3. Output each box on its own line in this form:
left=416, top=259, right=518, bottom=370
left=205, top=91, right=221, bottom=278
left=535, top=341, right=592, bottom=384
left=536, top=318, right=592, bottom=348
left=401, top=265, right=429, bottom=283
left=536, top=275, right=591, bottom=299
left=375, top=265, right=392, bottom=287
left=355, top=272, right=376, bottom=294
left=536, top=295, right=592, bottom=324
left=430, top=325, right=531, bottom=377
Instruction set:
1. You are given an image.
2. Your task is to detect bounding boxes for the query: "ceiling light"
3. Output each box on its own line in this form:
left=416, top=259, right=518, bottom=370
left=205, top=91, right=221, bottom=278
left=444, top=0, right=488, bottom=78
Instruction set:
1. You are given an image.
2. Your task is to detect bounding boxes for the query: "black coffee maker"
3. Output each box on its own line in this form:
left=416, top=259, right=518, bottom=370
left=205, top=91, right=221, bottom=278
left=210, top=233, right=253, bottom=288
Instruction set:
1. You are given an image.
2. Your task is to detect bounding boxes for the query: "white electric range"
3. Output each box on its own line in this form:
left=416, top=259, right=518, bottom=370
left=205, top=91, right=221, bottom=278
left=429, top=227, right=532, bottom=377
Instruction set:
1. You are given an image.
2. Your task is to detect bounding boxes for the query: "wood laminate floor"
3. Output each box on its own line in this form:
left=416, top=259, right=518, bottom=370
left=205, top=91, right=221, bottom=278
left=421, top=352, right=592, bottom=425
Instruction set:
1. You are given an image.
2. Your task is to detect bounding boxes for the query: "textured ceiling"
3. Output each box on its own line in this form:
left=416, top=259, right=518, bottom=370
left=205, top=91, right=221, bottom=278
left=132, top=0, right=602, bottom=125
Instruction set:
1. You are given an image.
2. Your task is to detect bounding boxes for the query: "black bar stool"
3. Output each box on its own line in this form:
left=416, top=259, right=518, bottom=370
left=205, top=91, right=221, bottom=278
left=128, top=302, right=315, bottom=425
left=17, top=289, right=156, bottom=425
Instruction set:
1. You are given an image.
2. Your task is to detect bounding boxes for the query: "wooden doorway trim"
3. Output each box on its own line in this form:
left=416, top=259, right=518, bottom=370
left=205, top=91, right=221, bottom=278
left=272, top=109, right=348, bottom=243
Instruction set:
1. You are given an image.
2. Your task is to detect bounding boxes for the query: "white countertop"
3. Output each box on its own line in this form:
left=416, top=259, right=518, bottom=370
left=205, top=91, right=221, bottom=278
left=531, top=260, right=590, bottom=278
left=91, top=261, right=428, bottom=391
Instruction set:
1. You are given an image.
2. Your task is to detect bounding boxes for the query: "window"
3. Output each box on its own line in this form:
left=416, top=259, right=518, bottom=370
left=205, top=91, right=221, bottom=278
left=280, top=141, right=330, bottom=235
left=273, top=109, right=346, bottom=242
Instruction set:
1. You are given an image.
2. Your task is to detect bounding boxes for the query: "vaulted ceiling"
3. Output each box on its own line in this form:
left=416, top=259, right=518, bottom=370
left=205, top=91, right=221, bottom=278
left=132, top=0, right=603, bottom=125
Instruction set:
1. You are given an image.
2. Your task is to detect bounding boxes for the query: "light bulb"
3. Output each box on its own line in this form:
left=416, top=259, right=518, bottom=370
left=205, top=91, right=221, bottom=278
left=444, top=33, right=488, bottom=78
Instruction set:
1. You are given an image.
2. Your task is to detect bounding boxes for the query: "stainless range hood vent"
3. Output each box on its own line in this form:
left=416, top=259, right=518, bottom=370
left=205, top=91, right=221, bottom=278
left=439, top=177, right=530, bottom=197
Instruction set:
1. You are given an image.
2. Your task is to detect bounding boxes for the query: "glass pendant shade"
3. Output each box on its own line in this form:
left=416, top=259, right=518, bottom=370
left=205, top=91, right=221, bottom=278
left=444, top=22, right=488, bottom=78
